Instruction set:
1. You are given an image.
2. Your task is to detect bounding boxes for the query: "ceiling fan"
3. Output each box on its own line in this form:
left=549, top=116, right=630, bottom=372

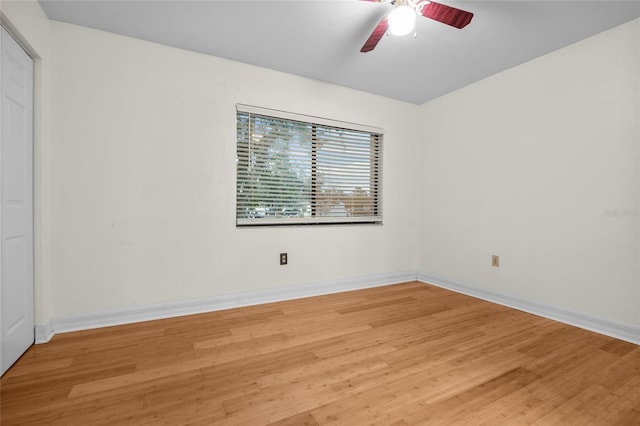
left=360, top=0, right=474, bottom=52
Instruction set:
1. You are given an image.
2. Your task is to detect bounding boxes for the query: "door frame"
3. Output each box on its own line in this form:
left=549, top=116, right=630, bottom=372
left=0, top=12, right=51, bottom=349
left=0, top=19, right=37, bottom=376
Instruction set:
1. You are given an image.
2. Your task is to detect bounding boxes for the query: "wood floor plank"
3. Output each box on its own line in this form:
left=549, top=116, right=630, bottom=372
left=1, top=281, right=638, bottom=425
left=265, top=412, right=320, bottom=426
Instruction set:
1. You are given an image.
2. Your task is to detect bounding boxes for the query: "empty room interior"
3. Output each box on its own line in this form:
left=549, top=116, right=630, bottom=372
left=0, top=0, right=639, bottom=424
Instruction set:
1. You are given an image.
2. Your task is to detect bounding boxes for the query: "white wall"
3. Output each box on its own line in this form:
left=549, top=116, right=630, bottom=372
left=48, top=21, right=420, bottom=318
left=418, top=19, right=639, bottom=328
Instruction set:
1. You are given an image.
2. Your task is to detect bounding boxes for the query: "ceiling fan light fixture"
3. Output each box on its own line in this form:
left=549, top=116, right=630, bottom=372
left=388, top=5, right=416, bottom=36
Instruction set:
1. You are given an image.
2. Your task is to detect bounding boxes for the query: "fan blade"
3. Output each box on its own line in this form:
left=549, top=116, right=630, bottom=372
left=421, top=1, right=473, bottom=29
left=361, top=17, right=388, bottom=53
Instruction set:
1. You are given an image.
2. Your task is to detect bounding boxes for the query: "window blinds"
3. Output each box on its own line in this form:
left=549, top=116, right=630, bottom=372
left=236, top=105, right=383, bottom=226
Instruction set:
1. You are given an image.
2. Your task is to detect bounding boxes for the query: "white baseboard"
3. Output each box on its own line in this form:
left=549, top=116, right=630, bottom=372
left=35, top=322, right=54, bottom=344
left=36, top=271, right=417, bottom=343
left=36, top=270, right=639, bottom=346
left=417, top=271, right=640, bottom=345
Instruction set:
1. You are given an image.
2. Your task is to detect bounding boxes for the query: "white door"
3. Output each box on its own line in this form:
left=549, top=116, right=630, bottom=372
left=0, top=27, right=34, bottom=376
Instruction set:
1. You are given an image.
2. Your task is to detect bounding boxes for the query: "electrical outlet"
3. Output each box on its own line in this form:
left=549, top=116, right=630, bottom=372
left=280, top=253, right=288, bottom=265
left=492, top=255, right=499, bottom=267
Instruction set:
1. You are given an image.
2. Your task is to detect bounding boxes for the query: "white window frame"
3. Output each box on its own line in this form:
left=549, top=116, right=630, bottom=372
left=236, top=104, right=383, bottom=226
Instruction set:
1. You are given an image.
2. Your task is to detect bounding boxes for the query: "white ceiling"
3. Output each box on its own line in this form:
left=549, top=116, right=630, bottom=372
left=38, top=0, right=640, bottom=104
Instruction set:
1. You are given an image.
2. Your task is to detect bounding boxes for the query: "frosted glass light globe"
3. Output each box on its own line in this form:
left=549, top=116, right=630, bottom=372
left=388, top=6, right=416, bottom=36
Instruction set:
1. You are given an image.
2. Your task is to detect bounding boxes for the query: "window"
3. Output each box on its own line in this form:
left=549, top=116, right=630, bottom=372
left=236, top=105, right=383, bottom=226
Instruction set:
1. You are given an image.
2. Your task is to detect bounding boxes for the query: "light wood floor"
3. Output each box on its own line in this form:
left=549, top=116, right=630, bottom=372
left=1, top=281, right=639, bottom=425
